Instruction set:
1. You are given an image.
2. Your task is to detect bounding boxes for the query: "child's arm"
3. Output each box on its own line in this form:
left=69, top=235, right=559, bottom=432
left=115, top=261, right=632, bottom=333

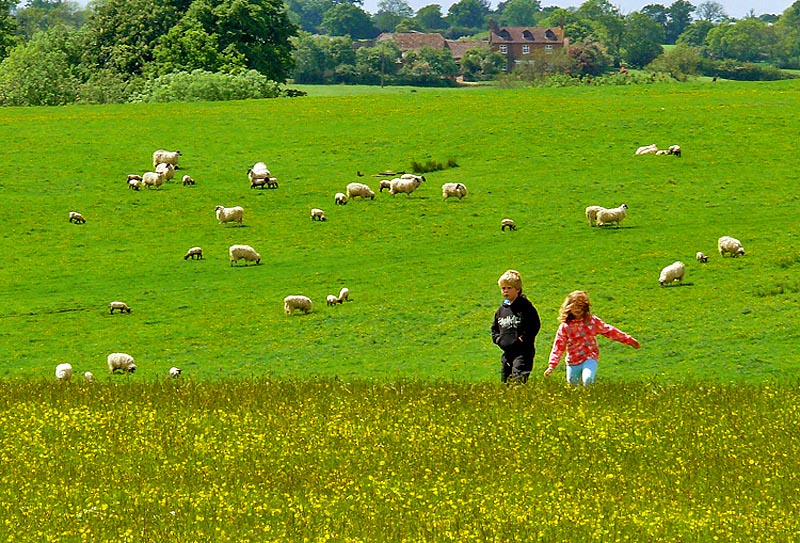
left=595, top=316, right=640, bottom=348
left=544, top=324, right=567, bottom=377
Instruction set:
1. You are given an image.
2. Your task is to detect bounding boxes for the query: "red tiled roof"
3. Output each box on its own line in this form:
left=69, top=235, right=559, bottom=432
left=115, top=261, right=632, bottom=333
left=488, top=26, right=565, bottom=45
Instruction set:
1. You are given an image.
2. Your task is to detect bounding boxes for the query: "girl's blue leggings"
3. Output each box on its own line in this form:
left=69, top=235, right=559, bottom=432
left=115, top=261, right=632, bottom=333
left=566, top=358, right=598, bottom=386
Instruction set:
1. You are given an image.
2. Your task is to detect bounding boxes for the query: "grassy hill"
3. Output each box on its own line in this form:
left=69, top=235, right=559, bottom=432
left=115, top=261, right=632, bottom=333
left=1, top=80, right=798, bottom=383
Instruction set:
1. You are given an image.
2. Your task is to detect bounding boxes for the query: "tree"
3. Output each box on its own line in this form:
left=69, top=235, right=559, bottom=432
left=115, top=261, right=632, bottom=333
left=149, top=18, right=246, bottom=76
left=415, top=4, right=446, bottom=31
left=399, top=46, right=458, bottom=78
left=645, top=42, right=699, bottom=80
left=640, top=4, right=668, bottom=29
left=566, top=37, right=612, bottom=76
left=576, top=0, right=625, bottom=61
left=676, top=20, right=714, bottom=46
left=705, top=18, right=774, bottom=61
left=695, top=1, right=728, bottom=22
left=0, top=0, right=20, bottom=61
left=14, top=0, right=88, bottom=41
left=775, top=1, right=800, bottom=68
left=320, top=3, right=376, bottom=39
left=621, top=12, right=664, bottom=67
left=372, top=0, right=413, bottom=32
left=446, top=0, right=490, bottom=30
left=355, top=40, right=401, bottom=84
left=665, top=0, right=695, bottom=44
left=460, top=46, right=505, bottom=80
left=498, top=0, right=541, bottom=26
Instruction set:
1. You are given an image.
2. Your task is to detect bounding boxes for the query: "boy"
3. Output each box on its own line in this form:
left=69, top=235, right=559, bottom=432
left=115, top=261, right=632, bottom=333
left=491, top=270, right=541, bottom=383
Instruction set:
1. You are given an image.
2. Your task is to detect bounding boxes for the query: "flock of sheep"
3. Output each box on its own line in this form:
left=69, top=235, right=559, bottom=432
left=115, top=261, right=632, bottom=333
left=55, top=356, right=182, bottom=382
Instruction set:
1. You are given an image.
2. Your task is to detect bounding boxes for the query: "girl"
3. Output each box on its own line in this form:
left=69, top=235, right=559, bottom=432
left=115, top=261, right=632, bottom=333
left=544, top=290, right=640, bottom=385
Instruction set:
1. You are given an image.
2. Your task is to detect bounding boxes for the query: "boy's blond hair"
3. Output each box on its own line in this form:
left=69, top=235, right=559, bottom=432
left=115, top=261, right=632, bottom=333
left=497, top=269, right=523, bottom=291
left=559, top=290, right=591, bottom=323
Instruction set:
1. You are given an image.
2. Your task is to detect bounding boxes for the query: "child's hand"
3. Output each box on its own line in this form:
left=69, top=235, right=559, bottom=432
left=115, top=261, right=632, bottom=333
left=543, top=367, right=553, bottom=378
left=632, top=339, right=641, bottom=349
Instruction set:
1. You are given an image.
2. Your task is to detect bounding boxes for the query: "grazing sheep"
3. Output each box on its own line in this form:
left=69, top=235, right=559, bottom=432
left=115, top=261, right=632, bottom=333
left=338, top=287, right=350, bottom=303
left=55, top=363, right=73, bottom=381
left=718, top=236, right=745, bottom=257
left=389, top=176, right=422, bottom=196
left=501, top=218, right=516, bottom=231
left=247, top=162, right=270, bottom=185
left=585, top=205, right=606, bottom=227
left=215, top=205, right=244, bottom=226
left=109, top=301, right=131, bottom=314
left=152, top=149, right=181, bottom=169
left=655, top=149, right=670, bottom=155
left=250, top=177, right=268, bottom=189
left=169, top=367, right=182, bottom=378
left=311, top=208, right=327, bottom=221
left=379, top=179, right=392, bottom=192
left=668, top=145, right=682, bottom=157
left=400, top=173, right=426, bottom=183
left=155, top=162, right=175, bottom=181
left=184, top=247, right=203, bottom=260
left=635, top=144, right=658, bottom=155
left=284, top=295, right=313, bottom=315
left=266, top=177, right=279, bottom=189
left=326, top=294, right=341, bottom=306
left=334, top=192, right=347, bottom=205
left=596, top=203, right=628, bottom=228
left=182, top=175, right=195, bottom=186
left=142, top=171, right=165, bottom=190
left=696, top=251, right=708, bottom=263
left=108, top=352, right=136, bottom=374
left=659, top=261, right=686, bottom=286
left=127, top=174, right=142, bottom=182
left=229, top=244, right=260, bottom=266
left=68, top=211, right=86, bottom=224
left=128, top=179, right=141, bottom=191
left=442, top=182, right=467, bottom=200
left=346, top=182, right=375, bottom=200
left=84, top=371, right=94, bottom=382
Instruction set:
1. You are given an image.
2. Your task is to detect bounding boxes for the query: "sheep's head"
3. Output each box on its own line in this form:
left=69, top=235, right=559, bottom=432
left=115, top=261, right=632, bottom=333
left=127, top=364, right=137, bottom=373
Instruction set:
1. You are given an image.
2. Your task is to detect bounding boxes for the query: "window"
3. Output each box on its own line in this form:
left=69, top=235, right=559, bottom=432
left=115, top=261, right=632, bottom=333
left=522, top=45, right=530, bottom=55
left=545, top=45, right=553, bottom=54
left=500, top=45, right=508, bottom=54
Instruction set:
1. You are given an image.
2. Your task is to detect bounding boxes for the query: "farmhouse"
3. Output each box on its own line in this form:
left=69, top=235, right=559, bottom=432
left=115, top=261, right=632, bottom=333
left=488, top=19, right=569, bottom=71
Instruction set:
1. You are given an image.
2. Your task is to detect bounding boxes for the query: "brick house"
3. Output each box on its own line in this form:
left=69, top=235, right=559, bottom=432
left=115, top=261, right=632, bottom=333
left=488, top=20, right=569, bottom=71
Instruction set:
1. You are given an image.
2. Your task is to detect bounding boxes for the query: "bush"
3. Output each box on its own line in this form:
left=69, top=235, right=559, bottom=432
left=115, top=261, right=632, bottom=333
left=130, top=69, right=282, bottom=103
left=698, top=59, right=796, bottom=81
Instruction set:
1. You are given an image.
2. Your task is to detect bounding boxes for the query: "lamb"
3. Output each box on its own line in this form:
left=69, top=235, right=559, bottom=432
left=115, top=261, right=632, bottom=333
left=266, top=177, right=279, bottom=189
left=229, top=244, right=260, bottom=266
left=152, top=149, right=181, bottom=169
left=379, top=179, right=392, bottom=192
left=596, top=203, right=628, bottom=228
left=169, top=367, right=182, bottom=378
left=55, top=363, right=73, bottom=381
left=250, top=177, right=269, bottom=189
left=311, top=208, right=327, bottom=221
left=142, top=171, right=165, bottom=190
left=155, top=162, right=175, bottom=181
left=127, top=174, right=142, bottom=182
left=334, top=192, right=347, bottom=205
left=635, top=144, right=658, bottom=155
left=184, top=246, right=203, bottom=260
left=109, top=301, right=131, bottom=314
left=83, top=371, right=95, bottom=382
left=389, top=176, right=422, bottom=196
left=659, top=261, right=686, bottom=286
left=68, top=211, right=86, bottom=224
left=718, top=236, right=745, bottom=257
left=182, top=175, right=195, bottom=186
left=501, top=218, right=516, bottom=231
left=326, top=294, right=341, bottom=306
left=247, top=162, right=270, bottom=185
left=668, top=145, right=682, bottom=157
left=585, top=205, right=606, bottom=227
left=128, top=179, right=141, bottom=191
left=696, top=251, right=708, bottom=263
left=284, top=295, right=313, bottom=315
left=215, top=205, right=244, bottom=226
left=655, top=149, right=670, bottom=155
left=442, top=182, right=467, bottom=200
left=346, top=182, right=375, bottom=200
left=108, top=352, right=136, bottom=374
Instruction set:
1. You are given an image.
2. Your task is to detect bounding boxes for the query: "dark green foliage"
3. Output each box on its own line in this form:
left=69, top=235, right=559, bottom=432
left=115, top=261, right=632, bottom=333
left=409, top=157, right=459, bottom=174
left=698, top=58, right=795, bottom=81
left=130, top=69, right=283, bottom=102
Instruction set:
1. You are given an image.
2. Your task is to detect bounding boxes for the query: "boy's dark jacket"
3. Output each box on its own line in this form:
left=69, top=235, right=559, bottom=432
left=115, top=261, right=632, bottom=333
left=491, top=294, right=541, bottom=354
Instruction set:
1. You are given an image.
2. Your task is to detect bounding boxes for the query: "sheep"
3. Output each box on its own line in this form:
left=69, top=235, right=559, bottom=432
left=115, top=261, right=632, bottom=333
left=635, top=144, right=658, bottom=155
left=182, top=175, right=195, bottom=186
left=696, top=251, right=708, bottom=263
left=250, top=177, right=268, bottom=189
left=284, top=295, right=313, bottom=315
left=126, top=174, right=142, bottom=182
left=68, top=211, right=86, bottom=224
left=142, top=171, right=165, bottom=190
left=108, top=352, right=136, bottom=374
left=655, top=149, right=670, bottom=155
left=109, top=301, right=131, bottom=314
left=152, top=149, right=181, bottom=169
left=585, top=205, right=606, bottom=227
left=442, top=182, right=467, bottom=200
left=266, top=177, right=279, bottom=189
left=379, top=179, right=392, bottom=192
left=718, top=236, right=745, bottom=258
left=334, top=192, right=347, bottom=205
left=184, top=247, right=203, bottom=260
left=55, top=363, right=73, bottom=381
left=311, top=208, right=327, bottom=221
left=400, top=173, right=426, bottom=183
left=668, top=145, right=682, bottom=157
left=501, top=218, right=516, bottom=231
left=389, top=176, right=422, bottom=196
left=326, top=294, right=341, bottom=306
left=128, top=179, right=141, bottom=191
left=338, top=287, right=350, bottom=303
left=215, top=205, right=244, bottom=226
left=596, top=203, right=628, bottom=228
left=169, top=367, right=182, bottom=378
left=346, top=182, right=375, bottom=200
left=247, top=162, right=271, bottom=185
left=83, top=371, right=94, bottom=382
left=659, top=261, right=686, bottom=286
left=229, top=244, right=260, bottom=266
left=155, top=162, right=175, bottom=181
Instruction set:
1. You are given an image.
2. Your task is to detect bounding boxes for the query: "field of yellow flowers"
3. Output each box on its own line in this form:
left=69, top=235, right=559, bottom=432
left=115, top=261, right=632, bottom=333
left=1, top=378, right=797, bottom=541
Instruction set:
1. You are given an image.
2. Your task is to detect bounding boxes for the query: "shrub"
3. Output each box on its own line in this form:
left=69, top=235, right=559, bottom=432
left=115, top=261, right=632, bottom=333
left=130, top=69, right=282, bottom=103
left=698, top=59, right=796, bottom=81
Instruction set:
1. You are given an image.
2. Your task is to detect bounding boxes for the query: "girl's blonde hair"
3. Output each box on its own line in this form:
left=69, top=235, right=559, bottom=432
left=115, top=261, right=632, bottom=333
left=559, top=290, right=591, bottom=323
left=497, top=269, right=523, bottom=291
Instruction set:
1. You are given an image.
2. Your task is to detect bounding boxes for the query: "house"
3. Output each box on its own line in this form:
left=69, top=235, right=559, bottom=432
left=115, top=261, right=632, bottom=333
left=488, top=20, right=569, bottom=71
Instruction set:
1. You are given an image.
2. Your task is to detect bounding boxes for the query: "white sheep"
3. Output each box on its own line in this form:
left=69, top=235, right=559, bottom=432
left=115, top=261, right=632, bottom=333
left=68, top=211, right=86, bottom=224
left=655, top=149, right=670, bottom=155
left=55, top=363, right=73, bottom=381
left=585, top=205, right=606, bottom=227
left=128, top=179, right=141, bottom=191
left=718, top=236, right=745, bottom=257
left=84, top=371, right=94, bottom=382
left=169, top=367, right=182, bottom=378
left=379, top=179, right=392, bottom=192
left=127, top=174, right=142, bottom=182
left=326, top=294, right=341, bottom=306
left=389, top=176, right=422, bottom=196
left=142, top=171, right=165, bottom=190
left=596, top=203, right=628, bottom=228
left=442, top=182, right=467, bottom=200
left=152, top=149, right=181, bottom=169
left=659, top=261, right=686, bottom=286
left=696, top=251, right=708, bottom=263
left=184, top=247, right=203, bottom=260
left=266, top=177, right=279, bottom=189
left=311, top=208, right=327, bottom=221
left=250, top=177, right=268, bottom=189
left=635, top=144, right=658, bottom=155
left=501, top=218, right=516, bottom=231
left=215, top=205, right=244, bottom=226
left=247, top=162, right=271, bottom=181
left=346, top=182, right=375, bottom=200
left=182, top=175, right=195, bottom=186
left=334, top=192, right=347, bottom=205
left=668, top=145, right=682, bottom=157
left=338, top=287, right=350, bottom=303
left=155, top=162, right=175, bottom=181
left=109, top=301, right=131, bottom=314
left=400, top=173, right=426, bottom=183
left=108, top=352, right=136, bottom=374
left=229, top=244, right=261, bottom=266
left=284, top=295, right=313, bottom=315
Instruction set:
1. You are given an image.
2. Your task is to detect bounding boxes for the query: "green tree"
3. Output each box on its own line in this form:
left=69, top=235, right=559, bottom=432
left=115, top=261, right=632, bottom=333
left=498, top=0, right=541, bottom=26
left=621, top=11, right=664, bottom=67
left=285, top=0, right=332, bottom=33
left=576, top=0, right=625, bottom=61
left=695, top=1, right=728, bottom=22
left=460, top=46, right=505, bottom=80
left=320, top=3, right=376, bottom=39
left=399, top=46, right=458, bottom=78
left=355, top=39, right=401, bottom=83
left=665, top=0, right=695, bottom=44
left=774, top=1, right=800, bottom=68
left=676, top=20, right=714, bottom=46
left=149, top=18, right=246, bottom=76
left=14, top=0, right=88, bottom=41
left=705, top=18, right=774, bottom=61
left=446, top=0, right=490, bottom=30
left=566, top=36, right=612, bottom=76
left=372, top=0, right=414, bottom=32
left=0, top=0, right=20, bottom=61
left=415, top=4, right=447, bottom=31
left=645, top=42, right=699, bottom=80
